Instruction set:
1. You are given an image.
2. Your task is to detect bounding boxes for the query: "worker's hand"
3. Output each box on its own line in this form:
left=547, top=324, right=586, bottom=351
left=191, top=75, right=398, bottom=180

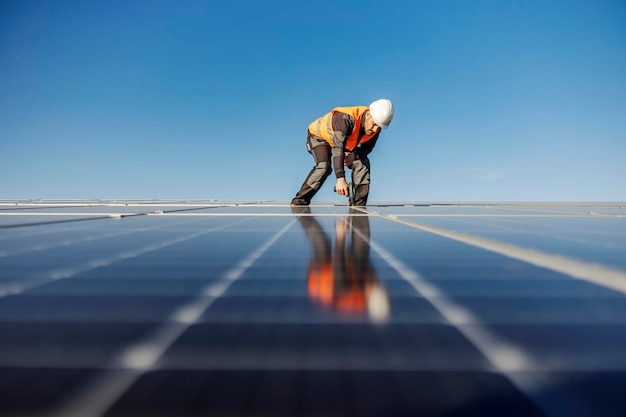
left=335, top=178, right=349, bottom=196
left=344, top=152, right=355, bottom=167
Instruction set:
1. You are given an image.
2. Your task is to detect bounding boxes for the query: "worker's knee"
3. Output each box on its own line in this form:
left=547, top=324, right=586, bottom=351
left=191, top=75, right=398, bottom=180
left=351, top=160, right=370, bottom=185
left=305, top=161, right=332, bottom=189
left=315, top=161, right=332, bottom=176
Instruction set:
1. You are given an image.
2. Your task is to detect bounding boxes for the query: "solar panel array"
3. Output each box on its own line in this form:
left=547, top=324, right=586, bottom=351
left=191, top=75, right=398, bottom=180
left=1, top=200, right=625, bottom=417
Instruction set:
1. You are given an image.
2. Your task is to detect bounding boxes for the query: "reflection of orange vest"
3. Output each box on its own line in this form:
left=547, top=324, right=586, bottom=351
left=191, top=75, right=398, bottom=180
left=308, top=106, right=377, bottom=151
left=307, top=261, right=366, bottom=312
left=308, top=263, right=334, bottom=305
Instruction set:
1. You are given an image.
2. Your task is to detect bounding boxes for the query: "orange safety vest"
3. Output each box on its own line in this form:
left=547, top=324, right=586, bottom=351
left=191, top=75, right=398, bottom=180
left=308, top=106, right=378, bottom=151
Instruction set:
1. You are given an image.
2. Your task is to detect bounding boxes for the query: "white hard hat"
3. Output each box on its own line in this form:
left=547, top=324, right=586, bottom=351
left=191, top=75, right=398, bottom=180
left=369, top=99, right=394, bottom=129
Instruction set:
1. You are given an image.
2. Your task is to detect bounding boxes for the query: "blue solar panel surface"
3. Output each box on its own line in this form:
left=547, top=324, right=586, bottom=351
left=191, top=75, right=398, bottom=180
left=0, top=200, right=625, bottom=417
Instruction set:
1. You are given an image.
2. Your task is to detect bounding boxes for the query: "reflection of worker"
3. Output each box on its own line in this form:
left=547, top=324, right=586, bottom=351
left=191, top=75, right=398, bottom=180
left=291, top=99, right=395, bottom=206
left=293, top=207, right=390, bottom=322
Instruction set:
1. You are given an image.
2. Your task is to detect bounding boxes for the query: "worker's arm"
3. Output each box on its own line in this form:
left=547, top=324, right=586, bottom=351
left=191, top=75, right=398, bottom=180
left=331, top=113, right=355, bottom=196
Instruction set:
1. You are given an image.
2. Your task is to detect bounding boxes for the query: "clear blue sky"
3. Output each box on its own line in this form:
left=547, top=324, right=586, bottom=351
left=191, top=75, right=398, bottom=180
left=1, top=0, right=625, bottom=201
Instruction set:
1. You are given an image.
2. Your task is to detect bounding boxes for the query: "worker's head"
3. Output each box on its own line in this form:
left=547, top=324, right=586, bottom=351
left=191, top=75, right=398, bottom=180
left=368, top=99, right=394, bottom=130
left=363, top=111, right=381, bottom=135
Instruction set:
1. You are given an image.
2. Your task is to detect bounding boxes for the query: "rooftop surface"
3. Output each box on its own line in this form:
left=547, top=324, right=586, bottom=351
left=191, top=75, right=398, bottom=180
left=1, top=200, right=625, bottom=417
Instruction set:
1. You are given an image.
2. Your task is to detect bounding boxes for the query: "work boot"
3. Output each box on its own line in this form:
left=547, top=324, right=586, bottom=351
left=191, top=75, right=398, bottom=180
left=290, top=198, right=309, bottom=206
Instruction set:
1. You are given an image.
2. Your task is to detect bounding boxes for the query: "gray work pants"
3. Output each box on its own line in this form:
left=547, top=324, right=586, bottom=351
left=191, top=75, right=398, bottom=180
left=292, top=136, right=371, bottom=206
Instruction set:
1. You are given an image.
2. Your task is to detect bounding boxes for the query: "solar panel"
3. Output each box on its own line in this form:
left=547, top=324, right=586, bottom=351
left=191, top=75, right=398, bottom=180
left=0, top=200, right=625, bottom=417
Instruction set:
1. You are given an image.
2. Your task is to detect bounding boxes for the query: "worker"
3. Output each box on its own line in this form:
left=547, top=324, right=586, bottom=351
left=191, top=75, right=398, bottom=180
left=291, top=99, right=394, bottom=206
